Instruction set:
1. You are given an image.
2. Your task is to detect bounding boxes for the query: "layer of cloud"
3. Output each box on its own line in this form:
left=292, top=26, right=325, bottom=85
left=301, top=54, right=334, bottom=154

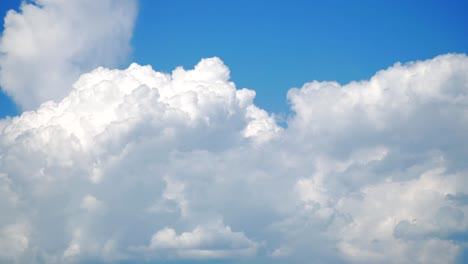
left=0, top=0, right=137, bottom=110
left=0, top=54, right=467, bottom=263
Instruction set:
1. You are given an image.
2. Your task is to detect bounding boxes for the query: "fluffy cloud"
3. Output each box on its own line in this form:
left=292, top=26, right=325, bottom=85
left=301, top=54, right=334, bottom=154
left=139, top=220, right=258, bottom=259
left=0, top=57, right=279, bottom=263
left=0, top=0, right=137, bottom=110
left=0, top=54, right=467, bottom=264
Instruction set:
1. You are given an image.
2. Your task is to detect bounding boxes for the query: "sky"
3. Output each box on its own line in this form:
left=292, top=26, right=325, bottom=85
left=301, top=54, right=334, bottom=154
left=0, top=1, right=468, bottom=264
left=1, top=0, right=468, bottom=116
left=132, top=0, right=468, bottom=113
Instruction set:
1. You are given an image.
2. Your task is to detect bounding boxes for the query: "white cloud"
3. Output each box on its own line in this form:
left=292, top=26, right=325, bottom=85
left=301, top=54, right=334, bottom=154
left=0, top=53, right=467, bottom=263
left=80, top=194, right=101, bottom=211
left=0, top=0, right=137, bottom=110
left=0, top=223, right=29, bottom=259
left=270, top=246, right=293, bottom=258
left=335, top=168, right=466, bottom=263
left=0, top=57, right=279, bottom=263
left=140, top=220, right=258, bottom=259
left=63, top=243, right=80, bottom=258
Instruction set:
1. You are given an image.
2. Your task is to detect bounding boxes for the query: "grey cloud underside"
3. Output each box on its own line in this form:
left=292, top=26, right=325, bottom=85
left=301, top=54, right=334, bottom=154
left=0, top=54, right=468, bottom=263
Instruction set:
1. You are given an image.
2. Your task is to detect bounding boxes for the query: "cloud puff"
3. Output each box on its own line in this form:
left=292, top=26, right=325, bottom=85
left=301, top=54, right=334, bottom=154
left=0, top=57, right=279, bottom=263
left=0, top=0, right=137, bottom=110
left=0, top=54, right=467, bottom=263
left=139, top=220, right=258, bottom=259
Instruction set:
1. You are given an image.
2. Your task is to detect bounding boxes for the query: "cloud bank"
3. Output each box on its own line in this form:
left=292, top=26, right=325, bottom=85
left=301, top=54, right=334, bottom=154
left=0, top=53, right=467, bottom=263
left=0, top=0, right=137, bottom=110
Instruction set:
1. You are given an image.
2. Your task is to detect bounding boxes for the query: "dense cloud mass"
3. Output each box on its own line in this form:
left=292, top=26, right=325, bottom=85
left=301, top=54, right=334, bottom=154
left=0, top=0, right=137, bottom=110
left=0, top=54, right=467, bottom=263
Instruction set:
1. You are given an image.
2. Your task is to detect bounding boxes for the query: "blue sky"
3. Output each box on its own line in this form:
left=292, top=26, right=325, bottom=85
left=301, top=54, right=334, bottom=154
left=0, top=0, right=21, bottom=117
left=1, top=0, right=468, bottom=117
left=129, top=0, right=468, bottom=113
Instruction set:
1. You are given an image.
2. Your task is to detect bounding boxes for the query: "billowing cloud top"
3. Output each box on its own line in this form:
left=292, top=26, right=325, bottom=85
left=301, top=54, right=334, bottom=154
left=0, top=0, right=137, bottom=110
left=0, top=53, right=467, bottom=263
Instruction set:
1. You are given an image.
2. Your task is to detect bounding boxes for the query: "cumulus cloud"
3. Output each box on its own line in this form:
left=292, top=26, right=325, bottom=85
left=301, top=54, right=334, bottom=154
left=139, top=220, right=258, bottom=259
left=0, top=0, right=137, bottom=110
left=0, top=57, right=279, bottom=263
left=0, top=53, right=467, bottom=264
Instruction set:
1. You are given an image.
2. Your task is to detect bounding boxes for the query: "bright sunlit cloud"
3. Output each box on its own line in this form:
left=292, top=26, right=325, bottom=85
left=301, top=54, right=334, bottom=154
left=0, top=0, right=137, bottom=110
left=0, top=1, right=467, bottom=264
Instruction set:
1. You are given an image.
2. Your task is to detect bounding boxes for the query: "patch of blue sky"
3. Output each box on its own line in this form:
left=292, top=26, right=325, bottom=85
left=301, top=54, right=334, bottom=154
left=1, top=0, right=467, bottom=117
